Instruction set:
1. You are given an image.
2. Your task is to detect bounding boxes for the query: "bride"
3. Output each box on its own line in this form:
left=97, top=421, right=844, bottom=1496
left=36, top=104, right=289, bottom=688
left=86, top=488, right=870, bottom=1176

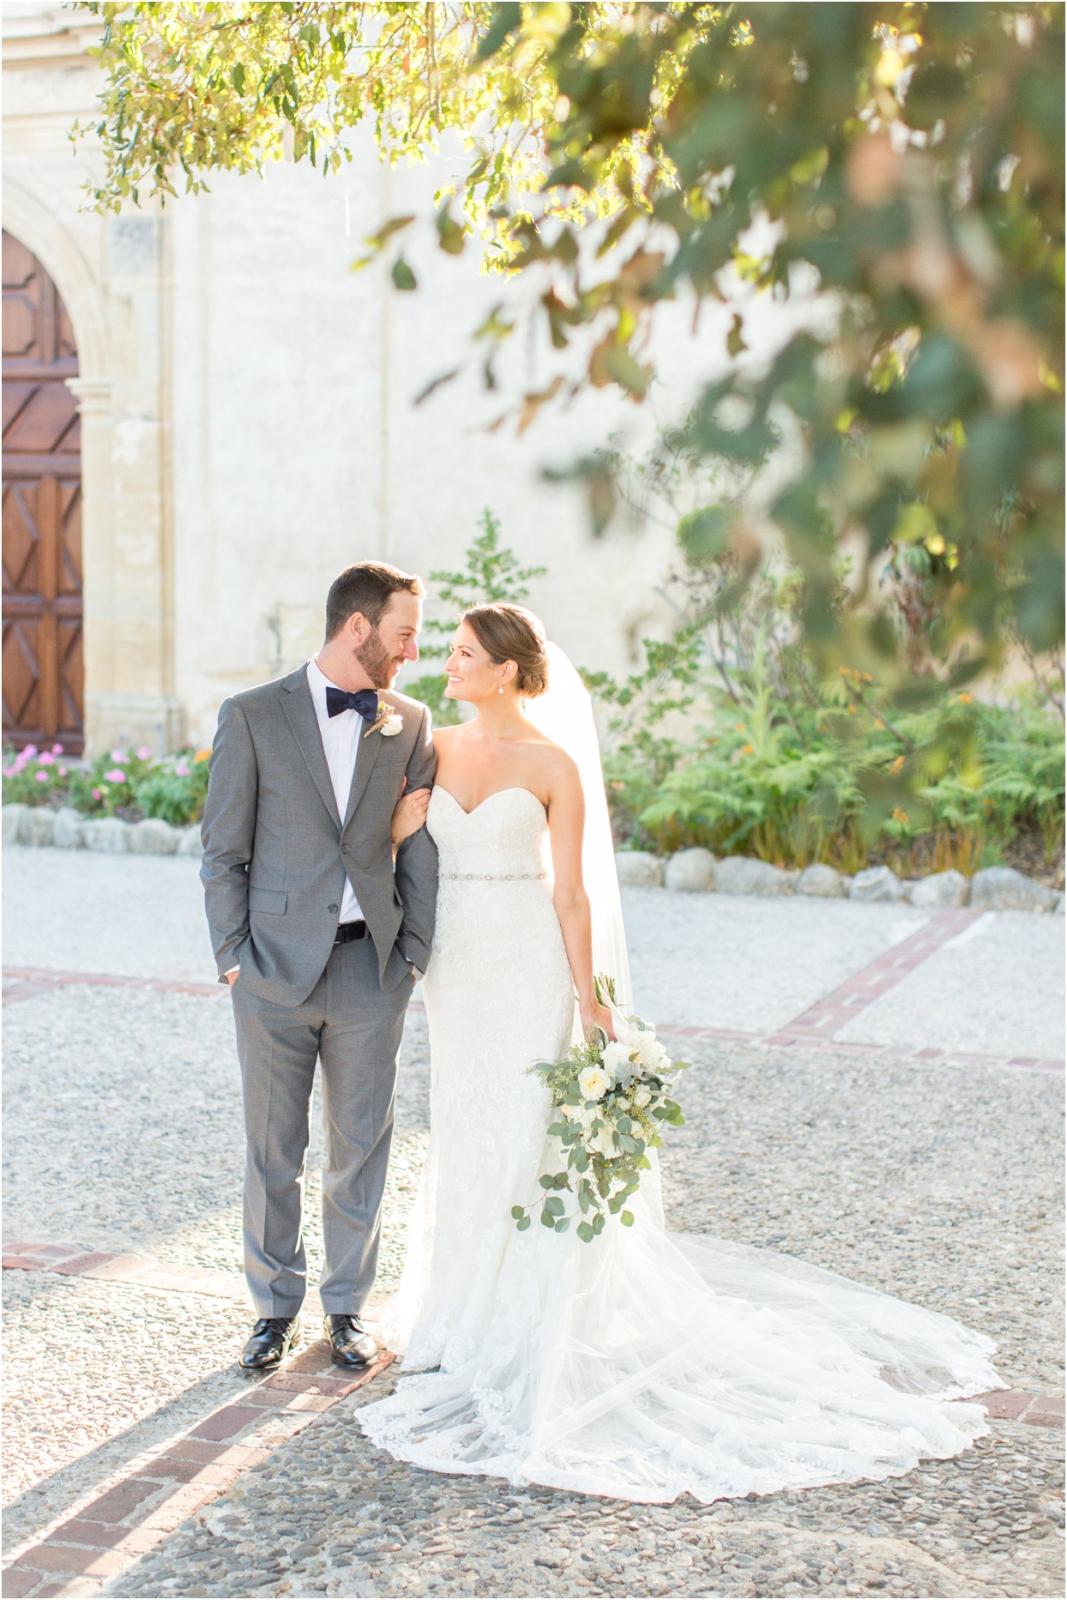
left=356, top=602, right=1005, bottom=1505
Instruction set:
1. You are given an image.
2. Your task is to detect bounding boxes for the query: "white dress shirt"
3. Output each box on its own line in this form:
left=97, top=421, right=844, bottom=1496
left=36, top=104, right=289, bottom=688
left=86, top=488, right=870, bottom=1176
left=305, top=656, right=365, bottom=925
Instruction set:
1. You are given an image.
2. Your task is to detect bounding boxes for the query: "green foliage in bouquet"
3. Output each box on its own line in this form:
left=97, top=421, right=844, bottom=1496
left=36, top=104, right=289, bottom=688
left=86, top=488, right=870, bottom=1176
left=512, top=976, right=689, bottom=1244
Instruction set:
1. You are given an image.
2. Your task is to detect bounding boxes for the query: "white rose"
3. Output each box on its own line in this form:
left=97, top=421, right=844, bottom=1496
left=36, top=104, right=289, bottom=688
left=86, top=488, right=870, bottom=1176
left=632, top=1084, right=652, bottom=1109
left=601, top=1040, right=637, bottom=1082
left=578, top=1066, right=611, bottom=1102
left=590, top=1124, right=619, bottom=1159
left=636, top=1034, right=671, bottom=1073
left=615, top=1014, right=652, bottom=1046
left=380, top=713, right=403, bottom=737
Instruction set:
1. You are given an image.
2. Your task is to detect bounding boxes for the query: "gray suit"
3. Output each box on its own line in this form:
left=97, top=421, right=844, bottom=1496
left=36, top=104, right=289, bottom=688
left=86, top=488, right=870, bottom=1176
left=200, top=665, right=437, bottom=1316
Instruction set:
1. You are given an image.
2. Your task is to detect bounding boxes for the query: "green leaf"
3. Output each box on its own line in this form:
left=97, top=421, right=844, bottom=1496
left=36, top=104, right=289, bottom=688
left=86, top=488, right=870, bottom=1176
left=231, top=62, right=246, bottom=94
left=621, top=1210, right=635, bottom=1227
left=727, top=313, right=747, bottom=358
left=435, top=203, right=465, bottom=256
left=510, top=1205, right=525, bottom=1220
left=544, top=1196, right=565, bottom=1217
left=477, top=3, right=523, bottom=62
left=601, top=345, right=650, bottom=399
left=577, top=1221, right=595, bottom=1243
left=540, top=1209, right=556, bottom=1228
left=516, top=1215, right=531, bottom=1232
left=391, top=256, right=417, bottom=292
left=539, top=1174, right=555, bottom=1189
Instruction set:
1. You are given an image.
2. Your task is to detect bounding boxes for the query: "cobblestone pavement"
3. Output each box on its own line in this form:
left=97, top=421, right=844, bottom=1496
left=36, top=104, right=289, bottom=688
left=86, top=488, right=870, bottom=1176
left=2, top=848, right=1063, bottom=1599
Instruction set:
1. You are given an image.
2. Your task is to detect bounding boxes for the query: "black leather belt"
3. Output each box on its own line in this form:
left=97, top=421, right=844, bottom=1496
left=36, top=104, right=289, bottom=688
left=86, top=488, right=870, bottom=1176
left=333, top=920, right=367, bottom=945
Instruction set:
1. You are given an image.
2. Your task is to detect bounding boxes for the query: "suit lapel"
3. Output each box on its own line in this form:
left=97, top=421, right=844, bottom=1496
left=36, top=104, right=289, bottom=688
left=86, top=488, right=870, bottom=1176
left=342, top=693, right=391, bottom=830
left=280, top=667, right=342, bottom=831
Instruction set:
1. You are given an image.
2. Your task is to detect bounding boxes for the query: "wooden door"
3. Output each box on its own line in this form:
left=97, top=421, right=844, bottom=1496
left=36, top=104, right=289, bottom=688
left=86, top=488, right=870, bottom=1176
left=2, top=230, right=84, bottom=754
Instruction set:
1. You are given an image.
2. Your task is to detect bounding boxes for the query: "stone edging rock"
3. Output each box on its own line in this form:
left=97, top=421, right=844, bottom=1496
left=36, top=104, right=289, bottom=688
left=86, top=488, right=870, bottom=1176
left=2, top=804, right=201, bottom=857
left=3, top=805, right=1063, bottom=914
left=615, top=846, right=1065, bottom=914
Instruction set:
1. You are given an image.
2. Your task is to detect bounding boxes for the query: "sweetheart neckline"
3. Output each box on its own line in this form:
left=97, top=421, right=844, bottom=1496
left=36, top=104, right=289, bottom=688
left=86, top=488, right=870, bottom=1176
left=433, top=785, right=547, bottom=820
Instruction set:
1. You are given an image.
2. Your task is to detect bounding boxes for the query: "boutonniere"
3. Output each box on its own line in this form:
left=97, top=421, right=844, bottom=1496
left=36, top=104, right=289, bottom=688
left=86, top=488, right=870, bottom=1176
left=363, top=703, right=404, bottom=739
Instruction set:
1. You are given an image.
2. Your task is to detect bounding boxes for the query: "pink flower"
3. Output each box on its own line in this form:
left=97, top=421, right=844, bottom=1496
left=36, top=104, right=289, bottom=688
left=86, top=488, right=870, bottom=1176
left=23, top=745, right=37, bottom=759
left=58, top=766, right=68, bottom=777
left=136, top=745, right=152, bottom=760
left=110, top=748, right=126, bottom=763
left=38, top=751, right=55, bottom=766
left=51, top=743, right=63, bottom=755
left=175, top=762, right=190, bottom=777
left=104, top=768, right=126, bottom=784
left=92, top=787, right=102, bottom=801
left=35, top=770, right=49, bottom=783
left=2, top=766, right=11, bottom=778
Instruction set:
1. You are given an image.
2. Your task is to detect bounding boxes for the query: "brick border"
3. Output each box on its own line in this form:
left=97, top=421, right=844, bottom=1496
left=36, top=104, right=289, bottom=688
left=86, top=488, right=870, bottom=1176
left=1, top=1343, right=394, bottom=1598
left=1, top=1242, right=245, bottom=1300
left=3, top=969, right=222, bottom=1005
left=4, top=964, right=1062, bottom=1071
left=766, top=908, right=981, bottom=1044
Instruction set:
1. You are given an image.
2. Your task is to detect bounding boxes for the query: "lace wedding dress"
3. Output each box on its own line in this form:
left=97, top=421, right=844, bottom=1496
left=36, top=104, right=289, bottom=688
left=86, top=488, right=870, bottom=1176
left=357, top=785, right=1005, bottom=1504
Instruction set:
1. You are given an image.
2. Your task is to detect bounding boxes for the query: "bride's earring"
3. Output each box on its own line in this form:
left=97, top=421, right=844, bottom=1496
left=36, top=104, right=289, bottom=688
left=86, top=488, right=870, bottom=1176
left=498, top=681, right=504, bottom=695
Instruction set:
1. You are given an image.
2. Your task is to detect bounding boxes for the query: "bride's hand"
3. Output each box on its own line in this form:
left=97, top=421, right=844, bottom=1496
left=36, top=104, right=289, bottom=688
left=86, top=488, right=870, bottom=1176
left=391, top=781, right=431, bottom=846
left=581, top=1000, right=616, bottom=1043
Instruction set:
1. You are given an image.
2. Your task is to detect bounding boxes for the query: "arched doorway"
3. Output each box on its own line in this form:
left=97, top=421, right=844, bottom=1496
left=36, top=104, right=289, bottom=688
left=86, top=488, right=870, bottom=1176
left=2, top=228, right=84, bottom=753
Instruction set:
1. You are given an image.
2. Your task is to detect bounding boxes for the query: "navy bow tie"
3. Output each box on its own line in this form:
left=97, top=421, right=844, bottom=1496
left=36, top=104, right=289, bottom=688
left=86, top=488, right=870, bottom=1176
left=325, top=686, right=380, bottom=721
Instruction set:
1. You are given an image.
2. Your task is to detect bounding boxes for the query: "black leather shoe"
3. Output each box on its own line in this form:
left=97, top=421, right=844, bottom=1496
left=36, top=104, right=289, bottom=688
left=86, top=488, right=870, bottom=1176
left=324, top=1312, right=378, bottom=1369
left=239, top=1315, right=302, bottom=1372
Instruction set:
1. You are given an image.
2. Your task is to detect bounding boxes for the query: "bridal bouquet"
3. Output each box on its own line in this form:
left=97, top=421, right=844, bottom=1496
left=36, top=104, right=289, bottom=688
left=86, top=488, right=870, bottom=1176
left=512, top=976, right=688, bottom=1244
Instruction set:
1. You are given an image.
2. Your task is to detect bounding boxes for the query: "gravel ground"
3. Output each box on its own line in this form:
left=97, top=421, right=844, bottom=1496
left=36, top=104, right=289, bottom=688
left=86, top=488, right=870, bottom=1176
left=2, top=851, right=1064, bottom=1597
left=103, top=1405, right=1065, bottom=1600
left=6, top=847, right=1064, bottom=1053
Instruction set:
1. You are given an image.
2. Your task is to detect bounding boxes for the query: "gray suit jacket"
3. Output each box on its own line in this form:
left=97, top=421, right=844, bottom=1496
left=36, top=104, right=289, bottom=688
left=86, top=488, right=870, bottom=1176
left=200, top=665, right=437, bottom=1005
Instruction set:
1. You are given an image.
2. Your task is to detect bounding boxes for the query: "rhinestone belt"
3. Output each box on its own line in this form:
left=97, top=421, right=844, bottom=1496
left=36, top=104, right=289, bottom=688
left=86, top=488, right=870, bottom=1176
left=440, top=870, right=548, bottom=881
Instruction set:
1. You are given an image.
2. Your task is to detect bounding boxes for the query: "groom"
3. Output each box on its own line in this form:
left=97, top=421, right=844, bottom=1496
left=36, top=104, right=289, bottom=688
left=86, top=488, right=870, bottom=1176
left=200, top=561, right=437, bottom=1373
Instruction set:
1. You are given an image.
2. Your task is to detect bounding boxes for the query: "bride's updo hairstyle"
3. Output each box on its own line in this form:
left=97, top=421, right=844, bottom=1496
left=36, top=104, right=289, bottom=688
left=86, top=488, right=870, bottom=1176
left=462, top=604, right=550, bottom=698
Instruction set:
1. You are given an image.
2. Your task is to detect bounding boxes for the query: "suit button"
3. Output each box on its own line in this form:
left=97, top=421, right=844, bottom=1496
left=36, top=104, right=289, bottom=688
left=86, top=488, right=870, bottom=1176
left=327, top=903, right=339, bottom=913
left=341, top=844, right=350, bottom=854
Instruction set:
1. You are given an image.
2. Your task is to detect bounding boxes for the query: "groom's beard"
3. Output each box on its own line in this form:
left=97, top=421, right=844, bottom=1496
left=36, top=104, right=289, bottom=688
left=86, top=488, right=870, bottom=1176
left=356, top=627, right=397, bottom=689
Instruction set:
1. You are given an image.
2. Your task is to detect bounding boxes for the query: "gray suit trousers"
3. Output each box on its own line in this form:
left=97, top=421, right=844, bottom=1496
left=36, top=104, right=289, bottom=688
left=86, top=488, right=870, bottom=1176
left=231, top=933, right=413, bottom=1317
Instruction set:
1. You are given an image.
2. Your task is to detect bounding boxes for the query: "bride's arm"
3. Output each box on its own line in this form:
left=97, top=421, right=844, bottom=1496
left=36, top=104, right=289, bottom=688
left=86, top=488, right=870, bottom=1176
left=547, top=757, right=615, bottom=1041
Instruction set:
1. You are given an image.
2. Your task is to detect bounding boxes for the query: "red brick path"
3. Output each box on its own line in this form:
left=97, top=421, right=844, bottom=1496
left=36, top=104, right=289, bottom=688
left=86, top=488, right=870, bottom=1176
left=4, top=947, right=1063, bottom=1071
left=1, top=1338, right=393, bottom=1598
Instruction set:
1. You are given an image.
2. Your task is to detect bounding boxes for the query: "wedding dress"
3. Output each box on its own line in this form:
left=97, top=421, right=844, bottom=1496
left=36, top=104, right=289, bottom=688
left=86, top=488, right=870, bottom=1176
left=357, top=784, right=1005, bottom=1504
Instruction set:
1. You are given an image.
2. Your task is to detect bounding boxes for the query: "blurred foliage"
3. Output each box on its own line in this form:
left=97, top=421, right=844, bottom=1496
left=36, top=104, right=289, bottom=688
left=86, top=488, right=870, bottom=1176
left=590, top=538, right=1064, bottom=875
left=405, top=506, right=547, bottom=724
left=76, top=1, right=1064, bottom=689
left=3, top=742, right=213, bottom=824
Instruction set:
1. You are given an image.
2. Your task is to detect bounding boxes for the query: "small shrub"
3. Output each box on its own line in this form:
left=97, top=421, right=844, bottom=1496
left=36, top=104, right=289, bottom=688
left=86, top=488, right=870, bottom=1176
left=3, top=742, right=213, bottom=826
